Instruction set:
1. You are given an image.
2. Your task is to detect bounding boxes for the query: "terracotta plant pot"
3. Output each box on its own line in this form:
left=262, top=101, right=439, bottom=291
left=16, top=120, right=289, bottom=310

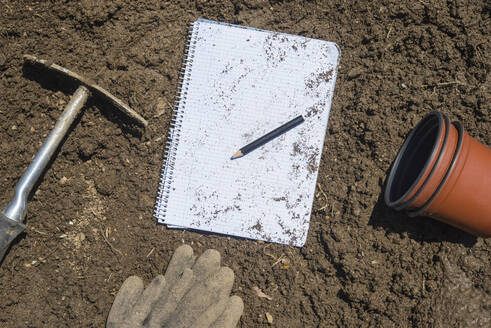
left=385, top=111, right=491, bottom=237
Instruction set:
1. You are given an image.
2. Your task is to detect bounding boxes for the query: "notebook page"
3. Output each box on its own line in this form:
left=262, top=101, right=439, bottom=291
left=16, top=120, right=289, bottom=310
left=156, top=19, right=339, bottom=246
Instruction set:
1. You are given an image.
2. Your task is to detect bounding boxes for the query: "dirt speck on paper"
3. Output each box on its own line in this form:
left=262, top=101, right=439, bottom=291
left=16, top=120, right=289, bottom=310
left=249, top=221, right=263, bottom=233
left=304, top=101, right=326, bottom=118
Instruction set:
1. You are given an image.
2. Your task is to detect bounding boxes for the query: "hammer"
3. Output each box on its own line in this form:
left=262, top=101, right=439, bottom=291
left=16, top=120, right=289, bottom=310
left=0, top=55, right=148, bottom=263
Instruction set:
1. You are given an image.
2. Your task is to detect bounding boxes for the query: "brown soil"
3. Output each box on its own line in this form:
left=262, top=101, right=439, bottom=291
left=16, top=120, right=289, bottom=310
left=0, top=1, right=489, bottom=327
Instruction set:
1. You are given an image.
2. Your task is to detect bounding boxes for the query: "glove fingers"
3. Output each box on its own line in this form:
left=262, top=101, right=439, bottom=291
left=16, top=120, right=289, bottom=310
left=190, top=296, right=228, bottom=328
left=148, top=268, right=194, bottom=328
left=164, top=244, right=195, bottom=286
left=107, top=276, right=144, bottom=326
left=167, top=267, right=235, bottom=328
left=188, top=271, right=236, bottom=328
left=130, top=275, right=167, bottom=324
left=192, top=249, right=221, bottom=282
left=209, top=296, right=244, bottom=328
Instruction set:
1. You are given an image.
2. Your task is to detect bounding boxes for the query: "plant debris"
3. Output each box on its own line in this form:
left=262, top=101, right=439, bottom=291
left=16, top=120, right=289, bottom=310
left=252, top=286, right=273, bottom=300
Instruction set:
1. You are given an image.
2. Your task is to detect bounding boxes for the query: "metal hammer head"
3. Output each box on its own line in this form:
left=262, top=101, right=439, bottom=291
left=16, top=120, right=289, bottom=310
left=23, top=54, right=148, bottom=127
left=0, top=213, right=25, bottom=263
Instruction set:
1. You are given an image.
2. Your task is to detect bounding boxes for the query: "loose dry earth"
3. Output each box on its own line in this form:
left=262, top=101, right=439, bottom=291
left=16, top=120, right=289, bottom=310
left=0, top=1, right=489, bottom=327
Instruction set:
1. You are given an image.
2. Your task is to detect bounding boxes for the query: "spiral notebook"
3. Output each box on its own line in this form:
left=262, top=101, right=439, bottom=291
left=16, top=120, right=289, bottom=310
left=155, top=19, right=339, bottom=246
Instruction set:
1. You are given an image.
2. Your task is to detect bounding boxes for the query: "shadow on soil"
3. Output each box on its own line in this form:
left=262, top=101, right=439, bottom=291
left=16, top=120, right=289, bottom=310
left=22, top=61, right=143, bottom=139
left=369, top=192, right=477, bottom=248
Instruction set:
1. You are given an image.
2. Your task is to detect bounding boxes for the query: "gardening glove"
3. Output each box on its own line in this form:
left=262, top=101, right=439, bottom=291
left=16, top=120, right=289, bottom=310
left=433, top=257, right=490, bottom=328
left=106, top=244, right=243, bottom=328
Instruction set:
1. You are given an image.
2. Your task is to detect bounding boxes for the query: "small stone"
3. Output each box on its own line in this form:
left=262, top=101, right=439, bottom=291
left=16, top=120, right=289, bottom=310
left=265, top=312, right=273, bottom=324
left=60, top=176, right=68, bottom=184
left=78, top=232, right=85, bottom=242
left=11, top=125, right=17, bottom=130
left=153, top=98, right=168, bottom=118
left=347, top=67, right=364, bottom=79
left=353, top=207, right=361, bottom=216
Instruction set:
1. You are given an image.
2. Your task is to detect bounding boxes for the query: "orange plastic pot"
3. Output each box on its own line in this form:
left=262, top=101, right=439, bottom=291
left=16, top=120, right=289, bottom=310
left=385, top=112, right=491, bottom=237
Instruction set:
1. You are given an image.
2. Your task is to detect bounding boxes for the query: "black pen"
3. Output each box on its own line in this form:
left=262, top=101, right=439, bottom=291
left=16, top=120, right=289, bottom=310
left=231, top=115, right=305, bottom=159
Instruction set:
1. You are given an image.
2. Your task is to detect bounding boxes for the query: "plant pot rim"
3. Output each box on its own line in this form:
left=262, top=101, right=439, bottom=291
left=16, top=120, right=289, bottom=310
left=408, top=121, right=464, bottom=217
left=384, top=111, right=446, bottom=208
left=394, top=114, right=451, bottom=211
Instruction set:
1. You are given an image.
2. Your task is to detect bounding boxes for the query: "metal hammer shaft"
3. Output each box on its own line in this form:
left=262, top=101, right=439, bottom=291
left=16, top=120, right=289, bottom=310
left=3, top=86, right=89, bottom=223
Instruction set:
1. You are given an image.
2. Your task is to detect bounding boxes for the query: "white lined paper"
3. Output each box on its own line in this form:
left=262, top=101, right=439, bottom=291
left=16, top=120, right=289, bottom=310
left=155, top=19, right=339, bottom=246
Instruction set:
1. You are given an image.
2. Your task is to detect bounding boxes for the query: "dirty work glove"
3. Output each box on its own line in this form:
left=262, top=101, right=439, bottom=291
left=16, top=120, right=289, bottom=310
left=107, top=245, right=243, bottom=328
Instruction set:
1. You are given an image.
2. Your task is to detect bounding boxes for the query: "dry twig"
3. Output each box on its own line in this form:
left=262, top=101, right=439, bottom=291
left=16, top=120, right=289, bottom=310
left=421, top=80, right=469, bottom=88
left=252, top=286, right=273, bottom=300
left=101, top=229, right=123, bottom=257
left=317, top=183, right=329, bottom=210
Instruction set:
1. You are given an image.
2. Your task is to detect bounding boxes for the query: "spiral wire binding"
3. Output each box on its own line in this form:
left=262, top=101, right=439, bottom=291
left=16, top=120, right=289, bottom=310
left=155, top=22, right=200, bottom=222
